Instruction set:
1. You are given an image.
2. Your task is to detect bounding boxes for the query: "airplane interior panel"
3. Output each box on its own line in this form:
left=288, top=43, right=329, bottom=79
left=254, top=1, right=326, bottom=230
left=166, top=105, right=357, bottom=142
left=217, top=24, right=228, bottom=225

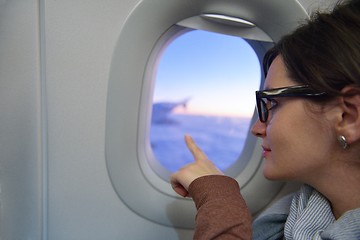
left=0, top=0, right=339, bottom=239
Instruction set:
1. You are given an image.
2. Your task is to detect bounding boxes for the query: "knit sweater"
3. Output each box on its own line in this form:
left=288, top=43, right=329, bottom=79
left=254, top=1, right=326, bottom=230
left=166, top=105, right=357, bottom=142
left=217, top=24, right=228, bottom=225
left=188, top=175, right=252, bottom=240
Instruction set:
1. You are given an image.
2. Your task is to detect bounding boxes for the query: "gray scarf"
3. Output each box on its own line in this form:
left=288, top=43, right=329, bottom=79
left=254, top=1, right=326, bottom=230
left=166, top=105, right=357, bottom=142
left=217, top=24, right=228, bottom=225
left=284, top=185, right=335, bottom=239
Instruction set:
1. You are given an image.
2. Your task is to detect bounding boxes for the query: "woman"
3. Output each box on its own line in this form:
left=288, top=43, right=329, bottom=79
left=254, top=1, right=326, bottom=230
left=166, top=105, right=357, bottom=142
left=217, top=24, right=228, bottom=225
left=170, top=0, right=360, bottom=239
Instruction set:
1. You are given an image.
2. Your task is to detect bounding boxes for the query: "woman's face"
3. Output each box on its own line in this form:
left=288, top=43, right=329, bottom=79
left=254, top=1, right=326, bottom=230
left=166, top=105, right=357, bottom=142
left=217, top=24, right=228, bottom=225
left=251, top=56, right=336, bottom=183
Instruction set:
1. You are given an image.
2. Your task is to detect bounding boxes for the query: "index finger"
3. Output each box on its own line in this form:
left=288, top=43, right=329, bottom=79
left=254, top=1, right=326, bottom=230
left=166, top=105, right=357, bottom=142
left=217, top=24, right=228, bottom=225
left=184, top=134, right=208, bottom=162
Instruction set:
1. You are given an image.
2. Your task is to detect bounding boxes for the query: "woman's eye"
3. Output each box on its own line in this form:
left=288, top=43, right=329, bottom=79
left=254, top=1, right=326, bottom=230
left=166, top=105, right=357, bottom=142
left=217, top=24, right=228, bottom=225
left=265, top=98, right=278, bottom=110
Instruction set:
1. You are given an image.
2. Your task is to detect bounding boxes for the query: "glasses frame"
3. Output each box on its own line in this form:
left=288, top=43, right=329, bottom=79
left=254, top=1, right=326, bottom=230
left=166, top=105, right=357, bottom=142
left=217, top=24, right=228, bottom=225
left=256, top=85, right=326, bottom=122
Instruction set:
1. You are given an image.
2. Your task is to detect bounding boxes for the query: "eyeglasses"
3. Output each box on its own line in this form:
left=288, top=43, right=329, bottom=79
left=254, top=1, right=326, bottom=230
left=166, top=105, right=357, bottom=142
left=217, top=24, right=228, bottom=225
left=256, top=85, right=326, bottom=122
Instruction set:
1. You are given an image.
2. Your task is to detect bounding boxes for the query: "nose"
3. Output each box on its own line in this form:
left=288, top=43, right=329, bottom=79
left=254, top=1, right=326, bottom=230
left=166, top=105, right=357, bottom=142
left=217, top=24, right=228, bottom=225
left=251, top=118, right=266, bottom=138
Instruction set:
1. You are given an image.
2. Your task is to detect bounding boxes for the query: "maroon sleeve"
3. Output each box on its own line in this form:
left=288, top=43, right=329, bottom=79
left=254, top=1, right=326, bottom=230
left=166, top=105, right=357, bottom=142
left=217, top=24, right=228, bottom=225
left=188, top=175, right=252, bottom=240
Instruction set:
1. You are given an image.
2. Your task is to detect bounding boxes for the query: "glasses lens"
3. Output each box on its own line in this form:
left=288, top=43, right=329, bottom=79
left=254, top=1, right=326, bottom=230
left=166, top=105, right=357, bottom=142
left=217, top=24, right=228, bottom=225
left=260, top=98, right=268, bottom=122
left=256, top=93, right=267, bottom=122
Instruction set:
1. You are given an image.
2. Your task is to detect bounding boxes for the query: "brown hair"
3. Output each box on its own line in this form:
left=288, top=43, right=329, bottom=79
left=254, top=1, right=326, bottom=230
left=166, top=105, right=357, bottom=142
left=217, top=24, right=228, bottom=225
left=264, top=0, right=360, bottom=98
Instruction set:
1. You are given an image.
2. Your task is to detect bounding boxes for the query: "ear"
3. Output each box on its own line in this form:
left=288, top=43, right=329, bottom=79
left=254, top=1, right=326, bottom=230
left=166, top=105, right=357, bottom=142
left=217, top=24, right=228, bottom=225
left=336, top=86, right=360, bottom=144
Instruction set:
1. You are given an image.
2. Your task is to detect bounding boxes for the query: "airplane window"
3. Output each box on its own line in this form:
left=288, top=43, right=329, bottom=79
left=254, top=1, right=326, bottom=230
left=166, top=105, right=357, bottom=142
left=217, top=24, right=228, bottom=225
left=150, top=29, right=261, bottom=173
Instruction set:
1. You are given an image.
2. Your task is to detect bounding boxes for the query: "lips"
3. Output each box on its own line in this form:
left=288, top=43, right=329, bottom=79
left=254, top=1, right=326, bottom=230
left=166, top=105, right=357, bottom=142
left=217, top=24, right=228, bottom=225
left=262, top=145, right=271, bottom=158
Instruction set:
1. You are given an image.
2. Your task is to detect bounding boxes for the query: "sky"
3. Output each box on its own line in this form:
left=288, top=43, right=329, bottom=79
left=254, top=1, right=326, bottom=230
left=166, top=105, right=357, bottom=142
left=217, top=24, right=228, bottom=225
left=153, top=30, right=262, bottom=117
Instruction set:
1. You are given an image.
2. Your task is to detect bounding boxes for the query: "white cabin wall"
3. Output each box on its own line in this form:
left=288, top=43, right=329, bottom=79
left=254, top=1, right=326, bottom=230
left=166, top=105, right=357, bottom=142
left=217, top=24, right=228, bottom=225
left=0, top=1, right=43, bottom=239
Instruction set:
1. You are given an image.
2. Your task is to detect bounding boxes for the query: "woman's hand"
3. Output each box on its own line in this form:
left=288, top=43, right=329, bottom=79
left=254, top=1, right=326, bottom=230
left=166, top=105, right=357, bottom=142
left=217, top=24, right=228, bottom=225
left=170, top=134, right=224, bottom=197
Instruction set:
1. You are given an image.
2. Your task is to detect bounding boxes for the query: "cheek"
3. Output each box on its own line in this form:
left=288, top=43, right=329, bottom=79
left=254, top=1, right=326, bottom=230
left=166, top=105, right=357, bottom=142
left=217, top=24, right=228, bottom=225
left=264, top=105, right=332, bottom=180
left=268, top=101, right=330, bottom=150
left=264, top=115, right=332, bottom=180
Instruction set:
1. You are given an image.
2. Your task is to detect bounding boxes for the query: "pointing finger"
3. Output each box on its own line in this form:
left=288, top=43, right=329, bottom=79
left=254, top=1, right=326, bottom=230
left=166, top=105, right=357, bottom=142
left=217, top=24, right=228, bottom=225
left=184, top=134, right=208, bottom=162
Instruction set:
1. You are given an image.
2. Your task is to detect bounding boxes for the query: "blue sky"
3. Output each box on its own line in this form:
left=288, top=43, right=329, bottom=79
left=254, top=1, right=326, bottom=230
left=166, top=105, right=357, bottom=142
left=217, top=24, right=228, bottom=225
left=153, top=30, right=261, bottom=117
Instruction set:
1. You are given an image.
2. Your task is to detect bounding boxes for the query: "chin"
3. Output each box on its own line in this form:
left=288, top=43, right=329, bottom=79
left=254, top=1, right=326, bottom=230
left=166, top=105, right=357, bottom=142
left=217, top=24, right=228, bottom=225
left=262, top=166, right=284, bottom=181
left=263, top=173, right=279, bottom=181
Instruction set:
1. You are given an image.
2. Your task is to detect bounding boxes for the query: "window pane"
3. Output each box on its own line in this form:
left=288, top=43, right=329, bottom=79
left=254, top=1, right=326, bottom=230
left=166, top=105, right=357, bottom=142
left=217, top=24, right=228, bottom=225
left=151, top=30, right=260, bottom=173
